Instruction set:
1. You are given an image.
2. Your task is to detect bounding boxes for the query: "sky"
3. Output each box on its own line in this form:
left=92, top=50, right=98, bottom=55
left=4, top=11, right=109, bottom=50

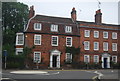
left=17, top=0, right=120, bottom=25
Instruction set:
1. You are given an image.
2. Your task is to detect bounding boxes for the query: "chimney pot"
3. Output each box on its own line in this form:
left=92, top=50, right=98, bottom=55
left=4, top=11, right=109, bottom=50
left=95, top=9, right=102, bottom=24
left=71, top=7, right=77, bottom=22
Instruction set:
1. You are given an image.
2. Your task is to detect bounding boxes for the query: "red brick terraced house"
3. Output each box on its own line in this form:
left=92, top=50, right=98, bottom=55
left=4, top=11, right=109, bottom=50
left=15, top=6, right=120, bottom=69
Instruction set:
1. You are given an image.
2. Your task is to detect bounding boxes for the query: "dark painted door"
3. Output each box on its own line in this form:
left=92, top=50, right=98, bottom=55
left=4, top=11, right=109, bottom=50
left=104, top=58, right=107, bottom=68
left=53, top=55, right=57, bottom=67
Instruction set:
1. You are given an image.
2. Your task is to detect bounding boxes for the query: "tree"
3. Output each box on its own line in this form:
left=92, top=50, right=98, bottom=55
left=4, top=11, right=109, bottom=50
left=2, top=2, right=29, bottom=46
left=2, top=2, right=29, bottom=69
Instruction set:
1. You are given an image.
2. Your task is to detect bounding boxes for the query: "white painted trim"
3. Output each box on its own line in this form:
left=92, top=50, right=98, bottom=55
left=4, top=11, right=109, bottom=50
left=84, top=41, right=90, bottom=50
left=112, top=32, right=117, bottom=39
left=66, top=37, right=72, bottom=47
left=103, top=42, right=108, bottom=51
left=84, top=30, right=90, bottom=37
left=34, top=23, right=42, bottom=30
left=101, top=54, right=110, bottom=68
left=51, top=24, right=58, bottom=32
left=50, top=50, right=61, bottom=68
left=34, top=52, right=41, bottom=63
left=94, top=42, right=99, bottom=51
left=112, top=56, right=117, bottom=63
left=34, top=34, right=41, bottom=45
left=16, top=48, right=23, bottom=55
left=112, top=43, right=117, bottom=51
left=103, top=31, right=108, bottom=39
left=51, top=36, right=58, bottom=46
left=94, top=55, right=99, bottom=63
left=16, top=33, right=24, bottom=45
left=24, top=15, right=36, bottom=32
left=65, top=26, right=72, bottom=33
left=84, top=55, right=90, bottom=63
left=94, top=31, right=99, bottom=38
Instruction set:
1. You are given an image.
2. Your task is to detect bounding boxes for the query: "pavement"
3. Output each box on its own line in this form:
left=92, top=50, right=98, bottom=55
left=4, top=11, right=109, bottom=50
left=1, top=69, right=120, bottom=81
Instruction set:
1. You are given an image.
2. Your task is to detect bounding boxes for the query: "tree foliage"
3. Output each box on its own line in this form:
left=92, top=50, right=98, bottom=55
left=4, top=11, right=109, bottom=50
left=2, top=2, right=29, bottom=46
left=2, top=2, right=29, bottom=69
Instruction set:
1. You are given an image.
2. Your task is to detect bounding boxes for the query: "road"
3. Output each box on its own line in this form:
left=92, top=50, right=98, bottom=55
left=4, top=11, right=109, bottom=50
left=1, top=69, right=119, bottom=81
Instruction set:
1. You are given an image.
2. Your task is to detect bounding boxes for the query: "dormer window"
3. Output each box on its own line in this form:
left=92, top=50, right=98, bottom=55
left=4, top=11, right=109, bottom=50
left=65, top=26, right=72, bottom=33
left=16, top=33, right=24, bottom=45
left=34, top=23, right=42, bottom=30
left=51, top=24, right=58, bottom=32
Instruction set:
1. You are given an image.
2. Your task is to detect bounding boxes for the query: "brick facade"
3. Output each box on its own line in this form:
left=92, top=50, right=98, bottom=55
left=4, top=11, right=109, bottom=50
left=15, top=6, right=119, bottom=69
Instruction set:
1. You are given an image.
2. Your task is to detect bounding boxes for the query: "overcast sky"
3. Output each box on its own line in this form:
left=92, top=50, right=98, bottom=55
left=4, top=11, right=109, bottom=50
left=18, top=0, right=119, bottom=25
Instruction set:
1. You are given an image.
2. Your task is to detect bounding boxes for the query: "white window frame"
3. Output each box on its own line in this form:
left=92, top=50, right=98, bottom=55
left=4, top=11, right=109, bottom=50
left=16, top=33, right=24, bottom=45
left=103, top=31, right=108, bottom=39
left=66, top=53, right=72, bottom=63
left=112, top=32, right=117, bottom=39
left=16, top=48, right=23, bottom=55
left=84, top=30, right=90, bottom=37
left=94, top=31, right=99, bottom=38
left=34, top=23, right=42, bottom=30
left=112, top=56, right=117, bottom=63
left=65, top=26, right=72, bottom=33
left=34, top=52, right=41, bottom=63
left=51, top=24, right=58, bottom=32
left=84, top=55, right=90, bottom=63
left=103, top=42, right=108, bottom=51
left=84, top=41, right=90, bottom=50
left=66, top=37, right=72, bottom=47
left=34, top=34, right=41, bottom=45
left=51, top=36, right=58, bottom=46
left=112, top=43, right=117, bottom=51
left=94, top=55, right=99, bottom=63
left=94, top=42, right=99, bottom=51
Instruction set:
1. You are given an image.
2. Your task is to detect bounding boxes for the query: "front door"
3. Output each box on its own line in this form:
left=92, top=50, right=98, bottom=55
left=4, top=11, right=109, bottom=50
left=104, top=58, right=107, bottom=68
left=53, top=55, right=57, bottom=67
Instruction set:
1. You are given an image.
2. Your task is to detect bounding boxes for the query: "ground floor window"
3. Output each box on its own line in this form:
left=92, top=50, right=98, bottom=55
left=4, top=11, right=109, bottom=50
left=94, top=55, right=99, bottom=63
left=34, top=52, right=41, bottom=63
left=16, top=48, right=23, bottom=55
left=84, top=55, right=90, bottom=63
left=65, top=53, right=72, bottom=63
left=112, top=56, right=117, bottom=63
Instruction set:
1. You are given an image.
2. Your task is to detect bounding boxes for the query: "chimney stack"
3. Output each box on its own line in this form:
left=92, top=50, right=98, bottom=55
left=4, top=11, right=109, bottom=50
left=29, top=5, right=35, bottom=19
left=71, top=7, right=77, bottom=22
left=95, top=9, right=102, bottom=24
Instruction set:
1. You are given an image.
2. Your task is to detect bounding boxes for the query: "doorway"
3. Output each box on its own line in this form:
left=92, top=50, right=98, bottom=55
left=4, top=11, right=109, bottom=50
left=53, top=55, right=57, bottom=67
left=104, top=58, right=107, bottom=68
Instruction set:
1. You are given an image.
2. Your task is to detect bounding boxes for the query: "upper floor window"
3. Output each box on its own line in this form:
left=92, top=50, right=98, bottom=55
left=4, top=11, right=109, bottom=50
left=65, top=26, right=72, bottom=33
left=34, top=52, right=41, bottom=63
left=112, top=32, right=117, bottom=39
left=84, top=41, right=90, bottom=50
left=112, top=56, right=117, bottom=63
left=103, top=31, right=108, bottom=39
left=51, top=36, right=58, bottom=46
left=84, top=55, right=90, bottom=63
left=66, top=37, right=72, bottom=47
left=34, top=35, right=41, bottom=45
left=112, top=43, right=117, bottom=51
left=51, top=24, right=58, bottom=32
left=66, top=53, right=72, bottom=63
left=85, top=30, right=90, bottom=37
left=34, top=23, right=42, bottom=30
left=94, top=42, right=99, bottom=51
left=103, top=42, right=108, bottom=51
left=94, top=55, right=99, bottom=63
left=94, top=31, right=99, bottom=38
left=16, top=33, right=24, bottom=45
